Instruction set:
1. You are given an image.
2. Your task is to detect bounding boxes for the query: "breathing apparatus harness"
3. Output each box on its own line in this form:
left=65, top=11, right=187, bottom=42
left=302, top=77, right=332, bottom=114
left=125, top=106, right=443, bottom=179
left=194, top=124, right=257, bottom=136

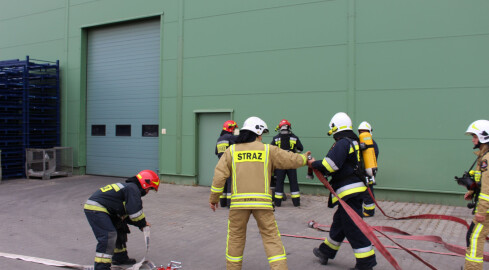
left=455, top=156, right=481, bottom=213
left=340, top=136, right=368, bottom=184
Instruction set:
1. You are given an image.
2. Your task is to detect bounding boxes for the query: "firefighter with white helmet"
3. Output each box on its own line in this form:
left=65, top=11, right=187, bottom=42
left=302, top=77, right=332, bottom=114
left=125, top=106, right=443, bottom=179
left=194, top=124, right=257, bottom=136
left=463, top=120, right=489, bottom=270
left=308, top=112, right=377, bottom=270
left=327, top=112, right=353, bottom=135
left=271, top=119, right=304, bottom=207
left=357, top=121, right=380, bottom=217
left=215, top=120, right=239, bottom=207
left=357, top=121, right=372, bottom=134
left=210, top=116, right=311, bottom=270
left=84, top=170, right=160, bottom=270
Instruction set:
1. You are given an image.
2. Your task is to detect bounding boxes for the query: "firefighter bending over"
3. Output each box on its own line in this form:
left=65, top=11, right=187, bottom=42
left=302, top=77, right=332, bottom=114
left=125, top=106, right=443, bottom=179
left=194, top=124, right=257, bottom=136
left=84, top=170, right=160, bottom=270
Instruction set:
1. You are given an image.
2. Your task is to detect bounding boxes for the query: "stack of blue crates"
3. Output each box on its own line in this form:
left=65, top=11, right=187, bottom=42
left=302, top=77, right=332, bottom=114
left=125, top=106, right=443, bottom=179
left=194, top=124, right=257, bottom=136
left=0, top=56, right=60, bottom=179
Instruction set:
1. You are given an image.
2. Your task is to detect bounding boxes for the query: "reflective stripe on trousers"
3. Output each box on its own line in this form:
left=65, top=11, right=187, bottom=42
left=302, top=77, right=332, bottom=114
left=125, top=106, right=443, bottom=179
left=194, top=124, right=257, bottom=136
left=465, top=221, right=489, bottom=269
left=226, top=209, right=288, bottom=270
left=318, top=196, right=376, bottom=269
left=84, top=209, right=117, bottom=270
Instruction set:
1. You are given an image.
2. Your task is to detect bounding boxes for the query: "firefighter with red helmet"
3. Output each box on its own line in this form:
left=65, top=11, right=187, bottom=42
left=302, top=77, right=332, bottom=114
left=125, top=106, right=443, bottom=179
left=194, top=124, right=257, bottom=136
left=271, top=119, right=304, bottom=207
left=215, top=120, right=238, bottom=207
left=84, top=170, right=160, bottom=270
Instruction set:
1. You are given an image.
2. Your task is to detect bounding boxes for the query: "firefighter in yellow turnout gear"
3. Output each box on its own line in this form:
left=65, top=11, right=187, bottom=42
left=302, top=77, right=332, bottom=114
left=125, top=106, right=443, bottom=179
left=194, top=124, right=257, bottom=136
left=463, top=120, right=489, bottom=270
left=209, top=116, right=311, bottom=270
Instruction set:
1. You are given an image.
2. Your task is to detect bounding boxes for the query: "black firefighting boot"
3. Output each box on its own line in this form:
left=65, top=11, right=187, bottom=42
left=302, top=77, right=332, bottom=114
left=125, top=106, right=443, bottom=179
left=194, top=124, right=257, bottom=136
left=350, top=260, right=377, bottom=270
left=274, top=198, right=282, bottom=207
left=112, top=251, right=136, bottom=265
left=313, top=248, right=328, bottom=265
left=292, top=197, right=300, bottom=207
left=112, top=257, right=136, bottom=265
left=94, top=262, right=111, bottom=270
left=363, top=208, right=375, bottom=217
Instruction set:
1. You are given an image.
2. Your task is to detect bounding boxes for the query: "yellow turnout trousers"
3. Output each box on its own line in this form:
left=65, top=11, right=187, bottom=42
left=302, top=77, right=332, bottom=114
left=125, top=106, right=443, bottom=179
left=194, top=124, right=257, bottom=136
left=226, top=209, right=287, bottom=270
left=465, top=220, right=489, bottom=270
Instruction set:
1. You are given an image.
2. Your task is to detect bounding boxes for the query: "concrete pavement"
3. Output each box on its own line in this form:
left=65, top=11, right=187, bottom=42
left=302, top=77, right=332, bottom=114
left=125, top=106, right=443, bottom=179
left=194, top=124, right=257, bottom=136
left=0, top=175, right=485, bottom=270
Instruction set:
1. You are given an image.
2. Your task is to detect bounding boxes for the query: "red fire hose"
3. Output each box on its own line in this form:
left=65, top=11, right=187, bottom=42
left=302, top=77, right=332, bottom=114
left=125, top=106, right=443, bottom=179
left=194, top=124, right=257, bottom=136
left=312, top=169, right=438, bottom=270
left=299, top=167, right=489, bottom=269
left=365, top=186, right=470, bottom=228
left=306, top=220, right=489, bottom=262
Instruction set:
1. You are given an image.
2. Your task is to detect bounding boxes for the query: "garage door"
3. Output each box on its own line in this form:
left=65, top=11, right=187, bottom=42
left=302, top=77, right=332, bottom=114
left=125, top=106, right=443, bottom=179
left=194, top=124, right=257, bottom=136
left=86, top=19, right=160, bottom=177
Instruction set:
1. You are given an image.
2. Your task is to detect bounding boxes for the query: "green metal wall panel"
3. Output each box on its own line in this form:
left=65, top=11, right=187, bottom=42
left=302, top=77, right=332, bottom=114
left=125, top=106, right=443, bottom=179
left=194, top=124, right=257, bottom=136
left=184, top=1, right=347, bottom=57
left=356, top=89, right=489, bottom=140
left=356, top=0, right=489, bottom=42
left=184, top=0, right=331, bottom=20
left=1, top=0, right=487, bottom=205
left=0, top=0, right=64, bottom=19
left=356, top=37, right=489, bottom=90
left=183, top=46, right=348, bottom=96
left=1, top=11, right=65, bottom=48
left=161, top=98, right=177, bottom=174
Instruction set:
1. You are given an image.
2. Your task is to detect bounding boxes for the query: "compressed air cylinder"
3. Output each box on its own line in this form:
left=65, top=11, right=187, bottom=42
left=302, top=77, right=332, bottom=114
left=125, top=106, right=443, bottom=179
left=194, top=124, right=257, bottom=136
left=359, top=132, right=377, bottom=177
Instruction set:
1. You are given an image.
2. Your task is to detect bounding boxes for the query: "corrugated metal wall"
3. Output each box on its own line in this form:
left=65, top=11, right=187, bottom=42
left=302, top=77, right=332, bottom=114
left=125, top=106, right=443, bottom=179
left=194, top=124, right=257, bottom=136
left=0, top=0, right=487, bottom=205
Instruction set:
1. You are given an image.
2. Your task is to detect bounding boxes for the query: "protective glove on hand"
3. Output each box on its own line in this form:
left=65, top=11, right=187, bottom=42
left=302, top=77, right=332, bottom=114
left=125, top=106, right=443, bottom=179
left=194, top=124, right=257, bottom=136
left=307, top=154, right=316, bottom=168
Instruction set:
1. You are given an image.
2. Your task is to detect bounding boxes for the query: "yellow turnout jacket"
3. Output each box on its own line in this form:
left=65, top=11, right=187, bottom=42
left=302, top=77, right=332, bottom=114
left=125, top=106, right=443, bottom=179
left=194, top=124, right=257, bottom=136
left=210, top=140, right=307, bottom=210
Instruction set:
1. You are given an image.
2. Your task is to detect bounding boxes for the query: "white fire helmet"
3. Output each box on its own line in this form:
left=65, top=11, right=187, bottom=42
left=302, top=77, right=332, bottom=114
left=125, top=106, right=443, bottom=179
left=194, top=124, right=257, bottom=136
left=465, top=120, right=489, bottom=144
left=241, top=116, right=269, bottom=136
left=358, top=121, right=373, bottom=134
left=328, top=112, right=352, bottom=136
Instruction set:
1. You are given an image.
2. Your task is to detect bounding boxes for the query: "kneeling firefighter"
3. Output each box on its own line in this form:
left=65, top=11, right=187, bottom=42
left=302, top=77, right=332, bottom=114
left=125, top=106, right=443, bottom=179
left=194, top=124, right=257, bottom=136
left=462, top=120, right=489, bottom=270
left=271, top=119, right=304, bottom=207
left=308, top=112, right=376, bottom=270
left=209, top=116, right=311, bottom=270
left=357, top=121, right=379, bottom=217
left=84, top=170, right=159, bottom=270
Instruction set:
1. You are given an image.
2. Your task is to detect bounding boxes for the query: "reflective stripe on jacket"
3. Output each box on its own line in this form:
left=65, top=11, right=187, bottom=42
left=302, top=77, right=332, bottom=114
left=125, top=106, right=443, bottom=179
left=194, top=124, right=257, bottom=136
left=210, top=140, right=307, bottom=210
left=312, top=137, right=367, bottom=208
left=215, top=132, right=236, bottom=159
left=271, top=132, right=303, bottom=153
left=84, top=182, right=147, bottom=228
left=475, top=145, right=489, bottom=215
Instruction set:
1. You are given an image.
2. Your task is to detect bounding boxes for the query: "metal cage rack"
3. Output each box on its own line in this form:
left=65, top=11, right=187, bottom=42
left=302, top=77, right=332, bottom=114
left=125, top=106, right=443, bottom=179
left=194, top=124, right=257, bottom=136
left=0, top=56, right=61, bottom=179
left=25, top=147, right=73, bottom=180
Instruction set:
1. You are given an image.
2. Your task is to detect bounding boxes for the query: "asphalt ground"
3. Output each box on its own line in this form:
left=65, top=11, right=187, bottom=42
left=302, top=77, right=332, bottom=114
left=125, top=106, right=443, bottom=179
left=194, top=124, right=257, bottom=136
left=0, top=175, right=487, bottom=270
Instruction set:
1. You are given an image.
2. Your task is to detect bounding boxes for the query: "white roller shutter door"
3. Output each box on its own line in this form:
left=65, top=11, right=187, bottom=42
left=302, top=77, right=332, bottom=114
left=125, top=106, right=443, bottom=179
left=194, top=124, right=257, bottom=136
left=86, top=19, right=160, bottom=177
